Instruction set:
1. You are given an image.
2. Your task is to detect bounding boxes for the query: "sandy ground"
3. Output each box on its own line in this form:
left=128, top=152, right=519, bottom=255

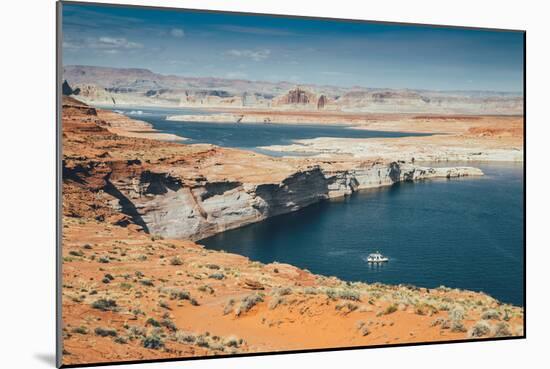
left=61, top=218, right=524, bottom=365
left=259, top=115, right=524, bottom=162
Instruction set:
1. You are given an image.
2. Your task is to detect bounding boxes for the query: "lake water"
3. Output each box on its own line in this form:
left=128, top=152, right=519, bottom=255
left=201, top=163, right=524, bottom=306
left=114, top=106, right=430, bottom=156
left=111, top=107, right=524, bottom=306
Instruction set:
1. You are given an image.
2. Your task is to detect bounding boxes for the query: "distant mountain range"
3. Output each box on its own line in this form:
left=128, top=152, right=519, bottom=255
left=63, top=65, right=523, bottom=115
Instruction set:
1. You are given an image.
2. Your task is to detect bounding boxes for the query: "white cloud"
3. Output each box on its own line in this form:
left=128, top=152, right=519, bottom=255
left=62, top=36, right=143, bottom=55
left=170, top=28, right=185, bottom=38
left=95, top=37, right=143, bottom=49
left=225, top=49, right=271, bottom=62
left=62, top=40, right=81, bottom=49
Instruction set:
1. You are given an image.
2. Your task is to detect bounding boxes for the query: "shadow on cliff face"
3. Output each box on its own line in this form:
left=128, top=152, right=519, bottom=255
left=140, top=171, right=182, bottom=195
left=254, top=168, right=329, bottom=217
left=389, top=162, right=402, bottom=183
left=103, top=180, right=150, bottom=233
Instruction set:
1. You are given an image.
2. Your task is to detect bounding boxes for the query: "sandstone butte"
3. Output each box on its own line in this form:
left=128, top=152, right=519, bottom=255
left=61, top=96, right=524, bottom=365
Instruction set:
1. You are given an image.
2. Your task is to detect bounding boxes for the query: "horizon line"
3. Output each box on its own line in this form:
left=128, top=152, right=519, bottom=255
left=63, top=64, right=524, bottom=95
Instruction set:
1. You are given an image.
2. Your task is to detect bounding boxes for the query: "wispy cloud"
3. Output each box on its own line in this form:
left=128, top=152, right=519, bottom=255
left=216, top=25, right=294, bottom=36
left=170, top=28, right=185, bottom=38
left=63, top=36, right=143, bottom=54
left=224, top=49, right=271, bottom=62
left=94, top=37, right=143, bottom=49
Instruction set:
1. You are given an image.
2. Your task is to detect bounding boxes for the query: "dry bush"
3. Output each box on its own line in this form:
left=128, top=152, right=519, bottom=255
left=469, top=320, right=491, bottom=337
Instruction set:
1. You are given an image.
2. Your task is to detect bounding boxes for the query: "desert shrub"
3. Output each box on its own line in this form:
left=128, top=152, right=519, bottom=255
left=383, top=304, right=398, bottom=315
left=198, top=285, right=214, bottom=294
left=137, top=255, right=148, bottom=261
left=325, top=288, right=360, bottom=301
left=104, top=274, right=114, bottom=281
left=98, top=256, right=110, bottom=263
left=120, top=282, right=133, bottom=290
left=71, top=326, right=88, bottom=335
left=269, top=296, right=284, bottom=310
left=161, top=318, right=177, bottom=332
left=450, top=320, right=467, bottom=333
left=82, top=244, right=93, bottom=249
left=223, top=299, right=235, bottom=315
left=69, top=250, right=84, bottom=257
left=196, top=335, right=210, bottom=348
left=272, top=287, right=292, bottom=296
left=449, top=306, right=465, bottom=321
left=337, top=289, right=361, bottom=301
left=170, top=256, right=183, bottom=266
left=303, top=287, right=319, bottom=295
left=173, top=331, right=196, bottom=343
left=159, top=300, right=170, bottom=310
left=209, top=272, right=225, bottom=280
left=167, top=288, right=191, bottom=301
left=94, top=327, right=117, bottom=337
left=224, top=336, right=240, bottom=348
left=151, top=235, right=164, bottom=241
left=190, top=298, right=199, bottom=306
left=469, top=320, right=492, bottom=337
left=481, top=309, right=501, bottom=320
left=142, top=335, right=164, bottom=349
left=146, top=318, right=161, bottom=327
left=430, top=317, right=448, bottom=327
left=205, top=264, right=220, bottom=270
left=114, top=336, right=128, bottom=344
left=140, top=279, right=154, bottom=287
left=335, top=302, right=358, bottom=313
left=414, top=302, right=438, bottom=316
left=236, top=294, right=264, bottom=316
left=209, top=342, right=225, bottom=351
left=493, top=322, right=512, bottom=337
left=91, top=299, right=118, bottom=312
left=127, top=325, right=147, bottom=338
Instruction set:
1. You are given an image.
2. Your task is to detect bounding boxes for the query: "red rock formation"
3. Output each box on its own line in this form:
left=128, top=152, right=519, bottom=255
left=317, top=94, right=327, bottom=109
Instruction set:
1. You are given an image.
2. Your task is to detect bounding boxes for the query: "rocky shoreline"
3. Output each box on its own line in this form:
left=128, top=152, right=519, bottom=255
left=63, top=97, right=484, bottom=241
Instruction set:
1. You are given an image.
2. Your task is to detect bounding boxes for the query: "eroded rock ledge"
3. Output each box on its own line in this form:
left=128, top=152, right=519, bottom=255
left=99, top=161, right=482, bottom=241
left=62, top=96, right=482, bottom=241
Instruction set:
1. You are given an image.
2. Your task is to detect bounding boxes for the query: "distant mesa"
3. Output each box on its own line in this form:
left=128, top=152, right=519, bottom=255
left=273, top=87, right=331, bottom=110
left=61, top=65, right=523, bottom=114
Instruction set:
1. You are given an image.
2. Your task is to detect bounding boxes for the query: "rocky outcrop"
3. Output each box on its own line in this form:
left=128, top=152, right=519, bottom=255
left=273, top=87, right=333, bottom=110
left=101, top=160, right=482, bottom=241
left=62, top=97, right=483, bottom=241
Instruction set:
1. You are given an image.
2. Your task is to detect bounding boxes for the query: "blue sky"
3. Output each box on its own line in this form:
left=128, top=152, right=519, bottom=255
left=62, top=3, right=524, bottom=92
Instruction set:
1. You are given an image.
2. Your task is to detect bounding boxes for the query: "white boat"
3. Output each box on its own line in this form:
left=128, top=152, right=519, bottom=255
left=367, top=252, right=389, bottom=263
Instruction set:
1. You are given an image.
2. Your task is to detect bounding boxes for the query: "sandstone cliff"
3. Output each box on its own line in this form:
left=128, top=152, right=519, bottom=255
left=63, top=97, right=482, bottom=241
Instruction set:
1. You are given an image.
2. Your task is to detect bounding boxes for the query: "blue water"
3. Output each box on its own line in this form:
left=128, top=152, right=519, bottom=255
left=108, top=107, right=524, bottom=305
left=201, top=163, right=524, bottom=306
left=113, top=106, right=430, bottom=156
